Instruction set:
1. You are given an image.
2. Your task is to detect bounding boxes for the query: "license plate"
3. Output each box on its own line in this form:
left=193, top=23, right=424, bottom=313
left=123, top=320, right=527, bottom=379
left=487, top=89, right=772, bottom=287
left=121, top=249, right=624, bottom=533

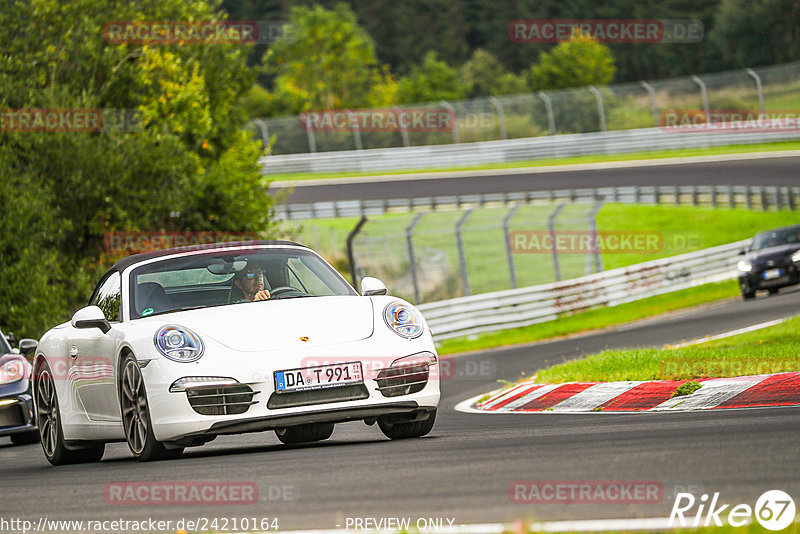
left=763, top=268, right=782, bottom=280
left=275, top=362, right=363, bottom=393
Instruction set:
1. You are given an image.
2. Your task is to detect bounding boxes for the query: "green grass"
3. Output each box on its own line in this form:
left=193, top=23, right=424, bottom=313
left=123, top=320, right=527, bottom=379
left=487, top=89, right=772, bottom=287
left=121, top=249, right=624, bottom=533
left=436, top=280, right=740, bottom=356
left=532, top=314, right=800, bottom=384
left=266, top=140, right=800, bottom=182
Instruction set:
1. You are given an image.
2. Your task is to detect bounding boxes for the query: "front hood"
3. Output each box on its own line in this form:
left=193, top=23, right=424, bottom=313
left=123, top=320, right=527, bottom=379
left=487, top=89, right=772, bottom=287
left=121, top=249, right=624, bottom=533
left=747, top=244, right=800, bottom=266
left=158, top=296, right=374, bottom=352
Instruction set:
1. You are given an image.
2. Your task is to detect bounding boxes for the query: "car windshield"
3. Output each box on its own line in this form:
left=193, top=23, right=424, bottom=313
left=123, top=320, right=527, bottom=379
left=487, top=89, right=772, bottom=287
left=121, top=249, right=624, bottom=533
left=750, top=227, right=800, bottom=251
left=128, top=247, right=356, bottom=319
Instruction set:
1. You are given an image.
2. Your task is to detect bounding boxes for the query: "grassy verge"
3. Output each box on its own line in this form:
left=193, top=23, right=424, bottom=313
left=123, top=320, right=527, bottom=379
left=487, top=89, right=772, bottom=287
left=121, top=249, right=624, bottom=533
left=436, top=280, right=739, bottom=356
left=533, top=314, right=800, bottom=384
left=266, top=140, right=800, bottom=182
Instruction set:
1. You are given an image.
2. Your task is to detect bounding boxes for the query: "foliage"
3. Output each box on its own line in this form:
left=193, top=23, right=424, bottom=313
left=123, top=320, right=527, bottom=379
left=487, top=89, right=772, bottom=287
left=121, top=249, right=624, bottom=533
left=264, top=3, right=395, bottom=112
left=396, top=51, right=467, bottom=104
left=0, top=0, right=273, bottom=338
left=528, top=33, right=616, bottom=91
left=460, top=49, right=529, bottom=98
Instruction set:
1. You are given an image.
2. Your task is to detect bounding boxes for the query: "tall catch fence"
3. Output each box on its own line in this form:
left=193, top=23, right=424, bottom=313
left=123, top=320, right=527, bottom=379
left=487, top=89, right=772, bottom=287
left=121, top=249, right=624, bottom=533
left=347, top=202, right=604, bottom=304
left=252, top=61, right=800, bottom=156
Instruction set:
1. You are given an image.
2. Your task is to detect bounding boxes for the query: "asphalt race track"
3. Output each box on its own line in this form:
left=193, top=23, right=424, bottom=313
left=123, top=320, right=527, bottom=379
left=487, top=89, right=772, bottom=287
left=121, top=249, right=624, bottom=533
left=2, top=288, right=799, bottom=531
left=271, top=154, right=800, bottom=204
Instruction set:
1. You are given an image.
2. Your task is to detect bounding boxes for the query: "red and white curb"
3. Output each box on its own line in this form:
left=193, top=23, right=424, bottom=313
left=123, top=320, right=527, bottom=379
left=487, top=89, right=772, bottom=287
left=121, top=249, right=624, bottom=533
left=455, top=372, right=800, bottom=414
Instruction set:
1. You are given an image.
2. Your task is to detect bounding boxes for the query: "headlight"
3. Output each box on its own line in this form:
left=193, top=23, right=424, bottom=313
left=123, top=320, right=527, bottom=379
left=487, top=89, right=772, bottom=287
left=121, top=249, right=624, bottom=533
left=154, top=325, right=204, bottom=362
left=383, top=301, right=424, bottom=339
left=792, top=250, right=800, bottom=263
left=737, top=259, right=752, bottom=272
left=0, top=359, right=26, bottom=385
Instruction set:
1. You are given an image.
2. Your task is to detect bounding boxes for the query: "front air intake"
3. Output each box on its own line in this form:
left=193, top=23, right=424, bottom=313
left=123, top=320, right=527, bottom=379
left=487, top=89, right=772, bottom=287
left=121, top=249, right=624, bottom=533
left=375, top=363, right=429, bottom=397
left=186, top=384, right=257, bottom=416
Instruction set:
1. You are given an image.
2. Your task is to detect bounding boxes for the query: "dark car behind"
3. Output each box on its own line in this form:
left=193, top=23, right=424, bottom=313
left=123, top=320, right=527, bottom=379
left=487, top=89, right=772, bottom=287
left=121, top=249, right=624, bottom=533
left=0, top=330, right=38, bottom=445
left=738, top=224, right=800, bottom=299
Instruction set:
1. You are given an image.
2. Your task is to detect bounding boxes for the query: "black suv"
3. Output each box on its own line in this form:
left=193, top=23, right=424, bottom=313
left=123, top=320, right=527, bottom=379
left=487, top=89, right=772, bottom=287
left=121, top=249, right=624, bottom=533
left=738, top=224, right=800, bottom=299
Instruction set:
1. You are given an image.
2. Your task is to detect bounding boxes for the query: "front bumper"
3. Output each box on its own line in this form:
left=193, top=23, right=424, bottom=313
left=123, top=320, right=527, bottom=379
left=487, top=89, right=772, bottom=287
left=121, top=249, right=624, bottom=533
left=739, top=263, right=800, bottom=291
left=0, top=393, right=36, bottom=437
left=142, top=340, right=441, bottom=442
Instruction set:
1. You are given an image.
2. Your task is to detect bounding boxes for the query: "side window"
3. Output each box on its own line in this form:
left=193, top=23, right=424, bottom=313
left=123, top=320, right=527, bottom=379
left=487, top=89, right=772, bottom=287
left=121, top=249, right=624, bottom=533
left=91, top=272, right=122, bottom=322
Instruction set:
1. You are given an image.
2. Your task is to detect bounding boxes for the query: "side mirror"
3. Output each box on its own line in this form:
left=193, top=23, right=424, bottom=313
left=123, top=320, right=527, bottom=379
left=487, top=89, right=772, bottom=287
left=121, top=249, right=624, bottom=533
left=361, top=276, right=387, bottom=296
left=5, top=332, right=18, bottom=347
left=71, top=306, right=111, bottom=334
left=18, top=338, right=38, bottom=356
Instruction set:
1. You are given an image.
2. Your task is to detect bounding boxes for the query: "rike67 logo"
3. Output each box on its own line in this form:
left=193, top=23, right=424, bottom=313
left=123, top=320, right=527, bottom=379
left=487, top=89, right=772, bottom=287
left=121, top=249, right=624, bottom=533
left=670, top=490, right=796, bottom=530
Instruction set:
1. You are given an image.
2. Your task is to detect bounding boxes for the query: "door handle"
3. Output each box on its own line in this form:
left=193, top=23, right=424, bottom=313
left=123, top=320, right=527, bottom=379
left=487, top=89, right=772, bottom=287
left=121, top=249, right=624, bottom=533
left=69, top=345, right=78, bottom=359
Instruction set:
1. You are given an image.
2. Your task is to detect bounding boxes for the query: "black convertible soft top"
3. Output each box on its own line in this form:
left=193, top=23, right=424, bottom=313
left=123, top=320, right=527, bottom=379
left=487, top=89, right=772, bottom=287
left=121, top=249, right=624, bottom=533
left=109, top=240, right=306, bottom=273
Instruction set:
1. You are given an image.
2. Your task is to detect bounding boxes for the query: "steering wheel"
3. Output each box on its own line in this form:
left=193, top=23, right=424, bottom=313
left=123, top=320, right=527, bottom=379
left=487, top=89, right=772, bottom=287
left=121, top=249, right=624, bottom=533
left=268, top=286, right=306, bottom=298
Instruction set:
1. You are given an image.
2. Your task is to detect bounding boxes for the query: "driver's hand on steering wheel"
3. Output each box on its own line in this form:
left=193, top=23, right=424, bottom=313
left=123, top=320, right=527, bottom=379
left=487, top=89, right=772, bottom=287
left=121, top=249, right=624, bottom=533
left=253, top=289, right=271, bottom=301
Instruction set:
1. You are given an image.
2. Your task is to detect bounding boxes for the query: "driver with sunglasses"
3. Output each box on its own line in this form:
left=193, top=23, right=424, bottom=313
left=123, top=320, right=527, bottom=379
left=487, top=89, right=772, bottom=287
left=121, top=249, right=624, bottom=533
left=231, top=266, right=271, bottom=303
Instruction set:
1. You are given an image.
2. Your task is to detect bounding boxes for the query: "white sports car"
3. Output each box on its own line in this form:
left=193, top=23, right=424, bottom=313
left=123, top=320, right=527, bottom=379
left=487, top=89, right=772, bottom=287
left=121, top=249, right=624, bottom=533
left=32, top=241, right=440, bottom=464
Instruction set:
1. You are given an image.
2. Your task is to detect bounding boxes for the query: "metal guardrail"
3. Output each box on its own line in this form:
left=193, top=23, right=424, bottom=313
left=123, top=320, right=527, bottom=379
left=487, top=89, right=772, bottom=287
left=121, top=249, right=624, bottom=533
left=276, top=184, right=800, bottom=220
left=418, top=240, right=748, bottom=341
left=261, top=126, right=800, bottom=175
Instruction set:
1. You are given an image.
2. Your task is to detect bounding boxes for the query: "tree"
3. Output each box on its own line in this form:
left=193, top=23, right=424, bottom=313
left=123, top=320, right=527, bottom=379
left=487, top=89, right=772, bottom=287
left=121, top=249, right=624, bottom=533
left=397, top=51, right=468, bottom=104
left=709, top=0, right=800, bottom=68
left=528, top=32, right=616, bottom=91
left=264, top=3, right=395, bottom=112
left=0, top=0, right=273, bottom=338
left=460, top=49, right=529, bottom=98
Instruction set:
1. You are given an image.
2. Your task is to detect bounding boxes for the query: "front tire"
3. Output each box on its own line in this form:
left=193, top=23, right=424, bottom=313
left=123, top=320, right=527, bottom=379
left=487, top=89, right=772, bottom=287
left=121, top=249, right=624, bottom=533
left=35, top=361, right=105, bottom=465
left=275, top=423, right=334, bottom=444
left=378, top=409, right=436, bottom=440
left=120, top=355, right=183, bottom=461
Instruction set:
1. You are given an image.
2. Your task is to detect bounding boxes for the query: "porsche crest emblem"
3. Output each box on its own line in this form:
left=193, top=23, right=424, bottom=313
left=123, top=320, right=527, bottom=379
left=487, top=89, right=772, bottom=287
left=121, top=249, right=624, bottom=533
left=299, top=336, right=309, bottom=342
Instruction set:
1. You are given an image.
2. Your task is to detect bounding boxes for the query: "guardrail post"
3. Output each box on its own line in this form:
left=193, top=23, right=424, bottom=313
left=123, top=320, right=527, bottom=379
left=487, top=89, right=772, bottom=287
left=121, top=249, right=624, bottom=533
left=440, top=101, right=459, bottom=143
left=346, top=216, right=368, bottom=289
left=711, top=185, right=717, bottom=208
left=538, top=91, right=556, bottom=135
left=776, top=187, right=784, bottom=211
left=760, top=185, right=767, bottom=211
left=639, top=81, right=659, bottom=127
left=251, top=119, right=270, bottom=150
left=746, top=68, right=766, bottom=115
left=455, top=209, right=473, bottom=296
left=503, top=204, right=521, bottom=288
left=406, top=213, right=425, bottom=303
left=588, top=86, right=607, bottom=132
left=586, top=200, right=605, bottom=275
left=692, top=185, right=698, bottom=206
left=305, top=120, right=317, bottom=153
left=728, top=185, right=735, bottom=208
left=745, top=185, right=752, bottom=210
left=674, top=185, right=680, bottom=206
left=488, top=96, right=508, bottom=140
left=548, top=203, right=566, bottom=281
left=691, top=75, right=711, bottom=125
left=789, top=188, right=797, bottom=211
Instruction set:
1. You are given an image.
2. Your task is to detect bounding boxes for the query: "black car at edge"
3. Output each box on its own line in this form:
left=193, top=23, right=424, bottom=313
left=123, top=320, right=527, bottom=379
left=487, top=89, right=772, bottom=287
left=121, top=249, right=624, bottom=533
left=0, top=329, right=39, bottom=445
left=738, top=224, right=800, bottom=299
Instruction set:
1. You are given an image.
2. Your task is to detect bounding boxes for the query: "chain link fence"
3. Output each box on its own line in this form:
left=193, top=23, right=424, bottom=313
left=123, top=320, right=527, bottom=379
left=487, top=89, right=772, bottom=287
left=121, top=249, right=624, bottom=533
left=347, top=202, right=604, bottom=304
left=251, top=61, right=800, bottom=155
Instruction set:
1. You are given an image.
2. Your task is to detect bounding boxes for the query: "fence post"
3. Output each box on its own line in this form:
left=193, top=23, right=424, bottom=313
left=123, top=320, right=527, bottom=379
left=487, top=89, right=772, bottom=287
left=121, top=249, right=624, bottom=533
left=406, top=213, right=425, bottom=303
left=393, top=107, right=410, bottom=147
left=586, top=200, right=605, bottom=275
left=440, top=101, right=459, bottom=143
left=503, top=204, right=521, bottom=289
left=548, top=203, right=566, bottom=281
left=251, top=119, right=270, bottom=150
left=691, top=75, right=711, bottom=125
left=455, top=209, right=473, bottom=296
left=588, top=86, right=607, bottom=132
left=346, top=216, right=368, bottom=290
left=488, top=96, right=508, bottom=140
left=305, top=119, right=317, bottom=153
left=639, top=81, right=659, bottom=127
left=350, top=110, right=363, bottom=150
left=728, top=186, right=735, bottom=208
left=745, top=185, right=752, bottom=210
left=538, top=91, right=556, bottom=135
left=746, top=68, right=766, bottom=115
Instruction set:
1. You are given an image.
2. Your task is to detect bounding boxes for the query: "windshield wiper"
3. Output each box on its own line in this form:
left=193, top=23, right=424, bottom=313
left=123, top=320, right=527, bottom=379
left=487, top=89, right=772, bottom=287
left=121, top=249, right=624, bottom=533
left=143, top=305, right=209, bottom=318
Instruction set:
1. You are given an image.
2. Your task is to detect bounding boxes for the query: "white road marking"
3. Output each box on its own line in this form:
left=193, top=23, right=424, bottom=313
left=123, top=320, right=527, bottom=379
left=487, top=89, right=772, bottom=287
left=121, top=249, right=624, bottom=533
left=666, top=317, right=790, bottom=349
